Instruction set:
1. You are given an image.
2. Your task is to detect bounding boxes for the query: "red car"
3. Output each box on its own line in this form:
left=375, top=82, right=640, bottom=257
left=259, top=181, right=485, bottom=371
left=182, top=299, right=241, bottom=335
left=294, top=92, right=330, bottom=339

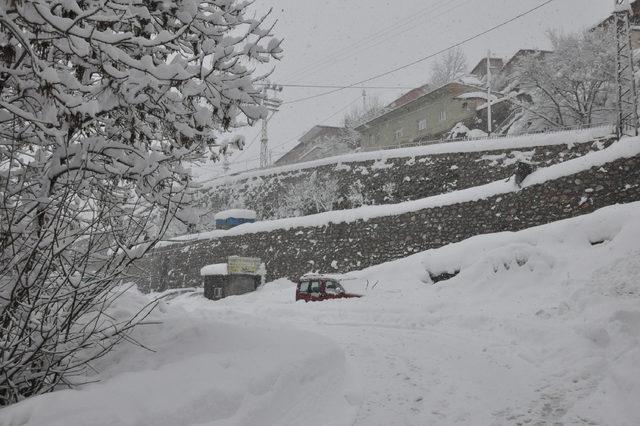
left=296, top=275, right=361, bottom=302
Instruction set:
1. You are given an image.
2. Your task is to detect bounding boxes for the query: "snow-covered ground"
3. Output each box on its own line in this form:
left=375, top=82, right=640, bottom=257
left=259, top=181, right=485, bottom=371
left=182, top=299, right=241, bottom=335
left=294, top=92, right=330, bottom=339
left=3, top=202, right=640, bottom=425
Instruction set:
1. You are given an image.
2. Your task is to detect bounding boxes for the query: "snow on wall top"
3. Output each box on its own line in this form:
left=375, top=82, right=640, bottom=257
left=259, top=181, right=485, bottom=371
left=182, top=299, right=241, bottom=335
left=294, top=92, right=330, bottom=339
left=160, top=136, right=639, bottom=247
left=214, top=209, right=257, bottom=220
left=200, top=125, right=615, bottom=186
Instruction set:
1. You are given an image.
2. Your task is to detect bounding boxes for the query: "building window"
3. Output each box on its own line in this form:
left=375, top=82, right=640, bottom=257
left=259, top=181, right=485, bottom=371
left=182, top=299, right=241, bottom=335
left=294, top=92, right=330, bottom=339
left=394, top=128, right=404, bottom=140
left=418, top=119, right=427, bottom=131
left=213, top=287, right=222, bottom=298
left=439, top=111, right=447, bottom=122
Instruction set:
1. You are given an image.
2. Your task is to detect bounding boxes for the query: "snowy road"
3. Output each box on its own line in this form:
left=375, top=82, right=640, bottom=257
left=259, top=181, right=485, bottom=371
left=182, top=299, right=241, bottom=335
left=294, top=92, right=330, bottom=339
left=216, top=295, right=572, bottom=426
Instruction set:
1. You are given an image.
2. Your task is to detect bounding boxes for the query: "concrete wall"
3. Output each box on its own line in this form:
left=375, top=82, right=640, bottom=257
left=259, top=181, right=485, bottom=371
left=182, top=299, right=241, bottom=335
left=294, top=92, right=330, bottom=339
left=133, top=150, right=640, bottom=292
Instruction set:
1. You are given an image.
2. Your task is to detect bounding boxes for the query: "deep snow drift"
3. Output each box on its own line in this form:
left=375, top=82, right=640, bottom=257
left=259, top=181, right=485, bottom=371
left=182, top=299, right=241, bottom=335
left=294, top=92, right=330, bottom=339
left=2, top=202, right=640, bottom=425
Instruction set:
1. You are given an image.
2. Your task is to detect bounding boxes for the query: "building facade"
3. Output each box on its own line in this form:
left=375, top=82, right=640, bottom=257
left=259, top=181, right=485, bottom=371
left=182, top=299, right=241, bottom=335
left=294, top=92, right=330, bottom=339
left=273, top=125, right=356, bottom=166
left=355, top=82, right=486, bottom=149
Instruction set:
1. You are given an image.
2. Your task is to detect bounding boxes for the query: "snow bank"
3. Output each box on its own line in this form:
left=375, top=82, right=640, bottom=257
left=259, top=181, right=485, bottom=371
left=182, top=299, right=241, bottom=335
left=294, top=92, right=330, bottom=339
left=199, top=125, right=614, bottom=185
left=3, top=203, right=640, bottom=425
left=163, top=136, right=640, bottom=245
left=0, top=290, right=359, bottom=426
left=209, top=202, right=640, bottom=425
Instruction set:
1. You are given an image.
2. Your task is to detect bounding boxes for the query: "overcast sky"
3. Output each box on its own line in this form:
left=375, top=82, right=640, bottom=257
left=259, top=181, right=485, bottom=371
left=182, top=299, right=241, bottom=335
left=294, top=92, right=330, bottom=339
left=194, top=0, right=614, bottom=180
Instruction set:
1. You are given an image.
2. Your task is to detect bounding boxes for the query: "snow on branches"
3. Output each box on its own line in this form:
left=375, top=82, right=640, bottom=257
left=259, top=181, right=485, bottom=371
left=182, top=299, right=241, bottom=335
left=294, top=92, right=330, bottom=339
left=512, top=28, right=616, bottom=131
left=0, top=0, right=281, bottom=405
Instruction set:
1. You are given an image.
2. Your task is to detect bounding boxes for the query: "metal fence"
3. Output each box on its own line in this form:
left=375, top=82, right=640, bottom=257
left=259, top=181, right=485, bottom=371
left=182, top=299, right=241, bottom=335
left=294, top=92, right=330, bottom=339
left=361, top=123, right=617, bottom=152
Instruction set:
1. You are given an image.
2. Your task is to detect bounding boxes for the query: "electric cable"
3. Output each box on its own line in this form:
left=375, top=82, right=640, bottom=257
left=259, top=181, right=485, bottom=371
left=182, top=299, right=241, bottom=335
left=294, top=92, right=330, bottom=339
left=283, top=0, right=556, bottom=105
left=282, top=0, right=473, bottom=84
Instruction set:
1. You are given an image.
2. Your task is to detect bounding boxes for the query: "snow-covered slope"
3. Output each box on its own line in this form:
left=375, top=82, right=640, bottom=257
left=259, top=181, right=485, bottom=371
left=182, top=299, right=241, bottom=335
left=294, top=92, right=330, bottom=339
left=2, top=202, right=640, bottom=425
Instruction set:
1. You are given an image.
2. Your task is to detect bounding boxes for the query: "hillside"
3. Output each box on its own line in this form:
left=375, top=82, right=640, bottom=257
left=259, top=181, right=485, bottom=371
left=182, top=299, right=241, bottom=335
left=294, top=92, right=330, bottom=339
left=190, top=126, right=614, bottom=228
left=3, top=202, right=639, bottom=425
left=136, top=135, right=640, bottom=292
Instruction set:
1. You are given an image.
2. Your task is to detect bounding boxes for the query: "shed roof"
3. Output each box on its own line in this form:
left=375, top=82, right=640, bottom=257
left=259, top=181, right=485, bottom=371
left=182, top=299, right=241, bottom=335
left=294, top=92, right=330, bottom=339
left=200, top=263, right=228, bottom=276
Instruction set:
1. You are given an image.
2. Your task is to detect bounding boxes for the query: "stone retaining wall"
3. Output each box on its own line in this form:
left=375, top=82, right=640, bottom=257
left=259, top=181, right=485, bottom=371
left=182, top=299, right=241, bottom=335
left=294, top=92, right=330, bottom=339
left=198, top=138, right=614, bottom=222
left=133, top=151, right=640, bottom=292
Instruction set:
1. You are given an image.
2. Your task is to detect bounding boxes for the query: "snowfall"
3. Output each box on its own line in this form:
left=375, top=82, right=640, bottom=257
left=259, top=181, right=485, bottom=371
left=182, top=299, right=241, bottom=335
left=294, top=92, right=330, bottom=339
left=2, top=203, right=639, bottom=425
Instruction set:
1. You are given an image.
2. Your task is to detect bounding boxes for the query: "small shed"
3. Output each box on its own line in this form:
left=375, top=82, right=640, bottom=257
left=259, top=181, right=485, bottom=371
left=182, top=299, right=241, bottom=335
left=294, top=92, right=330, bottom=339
left=214, top=209, right=257, bottom=230
left=200, top=257, right=264, bottom=301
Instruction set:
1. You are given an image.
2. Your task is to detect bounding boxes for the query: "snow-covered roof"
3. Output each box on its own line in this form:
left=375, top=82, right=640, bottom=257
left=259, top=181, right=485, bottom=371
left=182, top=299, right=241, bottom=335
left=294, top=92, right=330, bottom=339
left=456, top=92, right=498, bottom=101
left=458, top=74, right=484, bottom=86
left=300, top=273, right=345, bottom=281
left=476, top=91, right=519, bottom=111
left=214, top=209, right=257, bottom=220
left=200, top=263, right=228, bottom=276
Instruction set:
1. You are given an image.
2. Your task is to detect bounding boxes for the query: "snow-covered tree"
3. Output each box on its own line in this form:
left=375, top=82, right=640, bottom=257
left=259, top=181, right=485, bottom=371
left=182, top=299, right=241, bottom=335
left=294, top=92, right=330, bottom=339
left=429, top=48, right=468, bottom=87
left=512, top=28, right=616, bottom=130
left=343, top=96, right=387, bottom=129
left=0, top=0, right=281, bottom=405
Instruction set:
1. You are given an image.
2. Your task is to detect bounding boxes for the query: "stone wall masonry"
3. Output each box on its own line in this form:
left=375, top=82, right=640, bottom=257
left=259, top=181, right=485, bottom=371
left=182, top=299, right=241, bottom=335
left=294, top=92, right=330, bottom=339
left=199, top=137, right=614, bottom=222
left=133, top=152, right=640, bottom=292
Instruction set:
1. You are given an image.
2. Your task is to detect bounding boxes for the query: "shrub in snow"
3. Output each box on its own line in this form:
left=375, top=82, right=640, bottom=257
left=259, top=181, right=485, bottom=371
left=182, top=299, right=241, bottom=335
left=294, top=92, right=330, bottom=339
left=382, top=182, right=397, bottom=202
left=0, top=0, right=281, bottom=405
left=344, top=179, right=371, bottom=209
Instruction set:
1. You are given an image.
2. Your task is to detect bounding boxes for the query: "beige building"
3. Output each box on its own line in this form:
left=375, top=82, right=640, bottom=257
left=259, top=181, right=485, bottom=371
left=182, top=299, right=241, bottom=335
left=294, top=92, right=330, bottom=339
left=355, top=82, right=487, bottom=150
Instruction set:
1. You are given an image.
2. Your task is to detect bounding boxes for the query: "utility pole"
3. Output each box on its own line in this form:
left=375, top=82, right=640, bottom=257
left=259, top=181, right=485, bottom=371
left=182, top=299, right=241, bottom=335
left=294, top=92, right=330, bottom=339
left=614, top=0, right=639, bottom=137
left=362, top=89, right=367, bottom=112
left=260, top=82, right=283, bottom=168
left=222, top=151, right=230, bottom=174
left=486, top=50, right=493, bottom=135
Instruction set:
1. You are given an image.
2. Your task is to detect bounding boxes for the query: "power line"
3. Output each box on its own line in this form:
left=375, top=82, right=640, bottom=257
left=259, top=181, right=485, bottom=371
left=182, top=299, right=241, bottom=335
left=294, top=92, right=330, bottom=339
left=255, top=83, right=415, bottom=90
left=283, top=0, right=556, bottom=105
left=283, top=0, right=472, bottom=84
left=271, top=95, right=362, bottom=152
left=290, top=0, right=476, bottom=84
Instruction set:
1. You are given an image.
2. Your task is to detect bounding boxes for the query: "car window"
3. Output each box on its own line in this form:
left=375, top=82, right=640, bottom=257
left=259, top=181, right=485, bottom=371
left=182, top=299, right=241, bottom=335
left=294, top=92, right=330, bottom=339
left=299, top=281, right=310, bottom=293
left=325, top=281, right=344, bottom=295
left=310, top=280, right=321, bottom=293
